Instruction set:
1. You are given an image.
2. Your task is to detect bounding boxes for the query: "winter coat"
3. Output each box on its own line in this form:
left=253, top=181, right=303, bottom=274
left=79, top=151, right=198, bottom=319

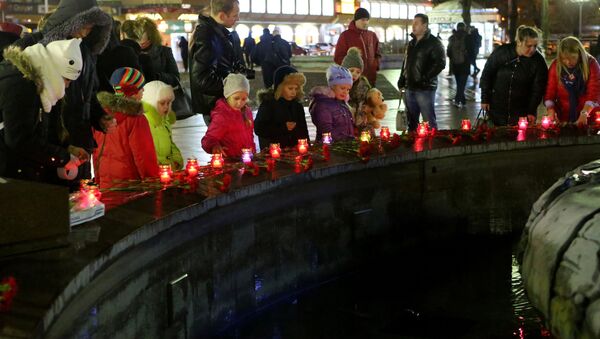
left=141, top=43, right=180, bottom=87
left=0, top=46, right=71, bottom=182
left=334, top=21, right=381, bottom=85
left=0, top=31, right=19, bottom=62
left=544, top=57, right=600, bottom=122
left=97, top=30, right=142, bottom=93
left=201, top=98, right=255, bottom=158
left=399, top=30, right=446, bottom=91
left=93, top=92, right=158, bottom=189
left=243, top=37, right=255, bottom=56
left=348, top=76, right=371, bottom=115
left=447, top=30, right=470, bottom=75
left=142, top=102, right=183, bottom=170
left=121, top=38, right=157, bottom=81
left=252, top=35, right=292, bottom=88
left=309, top=86, right=354, bottom=142
left=254, top=88, right=309, bottom=149
left=480, top=43, right=548, bottom=123
left=189, top=15, right=247, bottom=117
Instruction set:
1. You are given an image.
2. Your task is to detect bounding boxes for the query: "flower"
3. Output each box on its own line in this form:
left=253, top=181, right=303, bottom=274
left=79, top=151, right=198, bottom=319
left=218, top=174, right=232, bottom=192
left=0, top=276, right=18, bottom=312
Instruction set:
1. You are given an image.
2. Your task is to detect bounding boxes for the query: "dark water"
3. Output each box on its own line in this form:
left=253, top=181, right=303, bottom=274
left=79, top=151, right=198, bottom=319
left=213, top=236, right=552, bottom=339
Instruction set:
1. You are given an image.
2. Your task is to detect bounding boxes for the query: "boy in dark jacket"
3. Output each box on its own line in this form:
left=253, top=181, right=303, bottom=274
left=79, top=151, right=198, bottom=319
left=255, top=66, right=309, bottom=149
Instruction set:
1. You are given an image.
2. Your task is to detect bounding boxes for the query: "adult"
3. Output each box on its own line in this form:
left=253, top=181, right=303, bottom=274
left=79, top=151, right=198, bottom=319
left=13, top=0, right=113, bottom=187
left=243, top=32, right=255, bottom=70
left=230, top=30, right=245, bottom=67
left=544, top=36, right=600, bottom=124
left=177, top=36, right=189, bottom=72
left=252, top=28, right=292, bottom=88
left=120, top=19, right=156, bottom=81
left=0, top=39, right=88, bottom=183
left=468, top=26, right=482, bottom=76
left=137, top=17, right=180, bottom=87
left=334, top=8, right=381, bottom=86
left=189, top=0, right=250, bottom=123
left=397, top=13, right=445, bottom=131
left=480, top=25, right=548, bottom=126
left=0, top=23, right=23, bottom=62
left=447, top=22, right=470, bottom=108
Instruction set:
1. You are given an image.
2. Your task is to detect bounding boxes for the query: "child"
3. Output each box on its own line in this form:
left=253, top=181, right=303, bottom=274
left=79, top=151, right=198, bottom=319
left=201, top=73, right=255, bottom=158
left=342, top=47, right=372, bottom=116
left=309, top=64, right=354, bottom=142
left=142, top=80, right=184, bottom=170
left=93, top=67, right=158, bottom=189
left=254, top=65, right=309, bottom=149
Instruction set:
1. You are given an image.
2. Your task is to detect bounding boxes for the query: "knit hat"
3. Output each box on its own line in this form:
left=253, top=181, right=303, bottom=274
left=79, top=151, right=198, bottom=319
left=45, top=38, right=83, bottom=81
left=326, top=64, right=353, bottom=87
left=273, top=65, right=306, bottom=100
left=142, top=80, right=175, bottom=111
left=110, top=67, right=145, bottom=97
left=341, top=47, right=364, bottom=70
left=223, top=73, right=250, bottom=98
left=354, top=8, right=370, bottom=21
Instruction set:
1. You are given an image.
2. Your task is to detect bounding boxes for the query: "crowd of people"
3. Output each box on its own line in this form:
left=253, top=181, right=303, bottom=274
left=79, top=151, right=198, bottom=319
left=0, top=0, right=599, bottom=191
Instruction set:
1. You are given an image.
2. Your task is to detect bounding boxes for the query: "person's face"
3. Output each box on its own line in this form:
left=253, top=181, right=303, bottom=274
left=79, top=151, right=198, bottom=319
left=139, top=32, right=149, bottom=45
left=219, top=3, right=240, bottom=28
left=348, top=67, right=362, bottom=82
left=227, top=91, right=248, bottom=111
left=355, top=18, right=369, bottom=30
left=73, top=24, right=94, bottom=39
left=280, top=84, right=298, bottom=101
left=332, top=84, right=351, bottom=101
left=560, top=53, right=580, bottom=69
left=412, top=17, right=427, bottom=36
left=516, top=37, right=538, bottom=57
left=157, top=98, right=173, bottom=115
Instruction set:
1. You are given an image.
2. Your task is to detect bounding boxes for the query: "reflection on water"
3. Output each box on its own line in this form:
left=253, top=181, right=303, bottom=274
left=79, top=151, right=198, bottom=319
left=214, top=236, right=553, bottom=339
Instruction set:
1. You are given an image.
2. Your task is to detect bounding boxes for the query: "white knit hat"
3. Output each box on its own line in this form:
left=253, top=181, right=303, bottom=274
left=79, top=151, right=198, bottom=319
left=45, top=38, right=83, bottom=81
left=223, top=73, right=250, bottom=98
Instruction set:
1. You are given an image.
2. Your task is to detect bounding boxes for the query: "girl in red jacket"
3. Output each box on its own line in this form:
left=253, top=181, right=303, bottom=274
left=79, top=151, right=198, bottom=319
left=93, top=67, right=158, bottom=189
left=544, top=36, right=600, bottom=125
left=201, top=73, right=255, bottom=158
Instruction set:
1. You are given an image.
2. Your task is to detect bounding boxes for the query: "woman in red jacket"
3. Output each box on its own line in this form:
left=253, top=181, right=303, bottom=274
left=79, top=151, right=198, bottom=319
left=544, top=36, right=600, bottom=125
left=93, top=67, right=158, bottom=189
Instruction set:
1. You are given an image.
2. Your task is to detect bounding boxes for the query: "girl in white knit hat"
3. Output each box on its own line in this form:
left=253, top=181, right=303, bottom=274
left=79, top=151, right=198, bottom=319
left=201, top=73, right=255, bottom=158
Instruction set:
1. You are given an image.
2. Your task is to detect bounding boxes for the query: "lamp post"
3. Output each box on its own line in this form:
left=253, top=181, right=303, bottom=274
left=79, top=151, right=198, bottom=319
left=570, top=0, right=589, bottom=38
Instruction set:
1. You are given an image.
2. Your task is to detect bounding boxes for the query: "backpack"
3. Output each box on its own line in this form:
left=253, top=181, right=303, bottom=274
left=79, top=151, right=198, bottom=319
left=450, top=34, right=467, bottom=64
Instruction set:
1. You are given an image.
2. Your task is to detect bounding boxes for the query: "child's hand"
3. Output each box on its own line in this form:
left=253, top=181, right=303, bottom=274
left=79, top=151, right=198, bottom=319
left=212, top=145, right=228, bottom=157
left=286, top=121, right=296, bottom=131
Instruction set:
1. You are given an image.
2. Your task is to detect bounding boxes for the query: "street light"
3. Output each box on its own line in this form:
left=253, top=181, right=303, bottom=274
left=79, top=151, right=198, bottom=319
left=570, top=0, right=589, bottom=38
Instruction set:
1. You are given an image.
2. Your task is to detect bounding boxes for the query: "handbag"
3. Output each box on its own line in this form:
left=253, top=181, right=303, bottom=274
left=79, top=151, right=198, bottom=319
left=172, top=80, right=194, bottom=119
left=396, top=89, right=408, bottom=131
left=475, top=108, right=491, bottom=128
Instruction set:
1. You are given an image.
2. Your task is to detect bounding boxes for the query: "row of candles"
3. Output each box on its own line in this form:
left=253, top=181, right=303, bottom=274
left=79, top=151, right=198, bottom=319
left=414, top=116, right=558, bottom=138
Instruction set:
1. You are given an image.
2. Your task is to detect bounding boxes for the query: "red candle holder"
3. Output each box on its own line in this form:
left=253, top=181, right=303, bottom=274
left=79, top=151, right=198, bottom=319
left=186, top=157, right=199, bottom=176
left=518, top=117, right=528, bottom=130
left=417, top=122, right=429, bottom=137
left=297, top=139, right=309, bottom=154
left=159, top=164, right=171, bottom=183
left=541, top=115, right=551, bottom=130
left=461, top=119, right=471, bottom=131
left=241, top=148, right=253, bottom=164
left=380, top=126, right=390, bottom=141
left=322, top=132, right=332, bottom=145
left=595, top=111, right=600, bottom=126
left=269, top=143, right=281, bottom=158
left=210, top=153, right=224, bottom=169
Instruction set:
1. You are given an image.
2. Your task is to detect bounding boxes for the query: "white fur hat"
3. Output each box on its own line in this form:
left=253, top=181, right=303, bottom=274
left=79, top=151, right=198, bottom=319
left=142, top=80, right=175, bottom=110
left=223, top=73, right=250, bottom=98
left=46, top=38, right=83, bottom=81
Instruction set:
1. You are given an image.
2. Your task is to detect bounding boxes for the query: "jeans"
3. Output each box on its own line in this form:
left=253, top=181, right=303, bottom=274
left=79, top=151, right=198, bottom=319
left=454, top=72, right=468, bottom=105
left=406, top=89, right=437, bottom=131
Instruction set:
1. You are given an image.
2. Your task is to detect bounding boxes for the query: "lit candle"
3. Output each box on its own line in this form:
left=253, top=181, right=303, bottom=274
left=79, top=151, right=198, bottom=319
left=461, top=119, right=472, bottom=131
left=517, top=129, right=526, bottom=142
left=297, top=139, right=308, bottom=154
left=269, top=143, right=281, bottom=158
left=417, top=122, right=429, bottom=137
left=322, top=132, right=332, bottom=145
left=595, top=111, right=600, bottom=125
left=210, top=153, right=224, bottom=168
left=241, top=148, right=253, bottom=164
left=359, top=131, right=371, bottom=142
left=380, top=126, right=390, bottom=141
left=186, top=157, right=199, bottom=176
left=541, top=115, right=551, bottom=130
left=159, top=164, right=171, bottom=183
left=518, top=117, right=528, bottom=130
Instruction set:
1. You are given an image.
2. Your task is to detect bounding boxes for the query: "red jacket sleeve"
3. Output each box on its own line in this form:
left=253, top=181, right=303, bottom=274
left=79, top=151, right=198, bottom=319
left=544, top=59, right=559, bottom=106
left=201, top=109, right=227, bottom=154
left=584, top=57, right=600, bottom=105
left=129, top=116, right=159, bottom=178
left=334, top=33, right=348, bottom=65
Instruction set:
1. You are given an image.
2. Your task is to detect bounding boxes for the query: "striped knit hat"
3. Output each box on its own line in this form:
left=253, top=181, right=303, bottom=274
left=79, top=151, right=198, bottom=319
left=110, top=67, right=145, bottom=97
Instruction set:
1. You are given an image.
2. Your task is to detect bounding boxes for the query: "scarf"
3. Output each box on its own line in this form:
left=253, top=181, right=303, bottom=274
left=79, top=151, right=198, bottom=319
left=561, top=66, right=585, bottom=122
left=23, top=44, right=66, bottom=113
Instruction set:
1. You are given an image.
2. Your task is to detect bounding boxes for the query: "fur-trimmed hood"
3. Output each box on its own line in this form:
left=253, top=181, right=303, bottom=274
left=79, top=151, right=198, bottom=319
left=256, top=87, right=275, bottom=105
left=97, top=91, right=143, bottom=121
left=3, top=45, right=44, bottom=93
left=41, top=0, right=111, bottom=55
left=309, top=86, right=336, bottom=99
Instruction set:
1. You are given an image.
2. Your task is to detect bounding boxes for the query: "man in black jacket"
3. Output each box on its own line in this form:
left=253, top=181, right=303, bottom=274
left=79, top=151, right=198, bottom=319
left=189, top=0, right=251, bottom=124
left=398, top=13, right=446, bottom=131
left=252, top=28, right=292, bottom=88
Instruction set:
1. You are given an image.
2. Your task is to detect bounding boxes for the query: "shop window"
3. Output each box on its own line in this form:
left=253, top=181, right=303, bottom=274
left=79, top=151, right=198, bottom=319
left=310, top=0, right=321, bottom=15
left=282, top=0, right=294, bottom=14
left=296, top=0, right=308, bottom=15
left=408, top=5, right=417, bottom=18
left=417, top=6, right=425, bottom=14
left=399, top=4, right=408, bottom=19
left=380, top=3, right=390, bottom=19
left=359, top=1, right=370, bottom=13
left=390, top=4, right=399, bottom=19
left=266, top=0, right=280, bottom=14
left=370, top=2, right=380, bottom=18
left=252, top=0, right=266, bottom=13
left=236, top=24, right=250, bottom=43
left=251, top=25, right=264, bottom=41
left=322, top=0, right=334, bottom=16
left=239, top=0, right=250, bottom=12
